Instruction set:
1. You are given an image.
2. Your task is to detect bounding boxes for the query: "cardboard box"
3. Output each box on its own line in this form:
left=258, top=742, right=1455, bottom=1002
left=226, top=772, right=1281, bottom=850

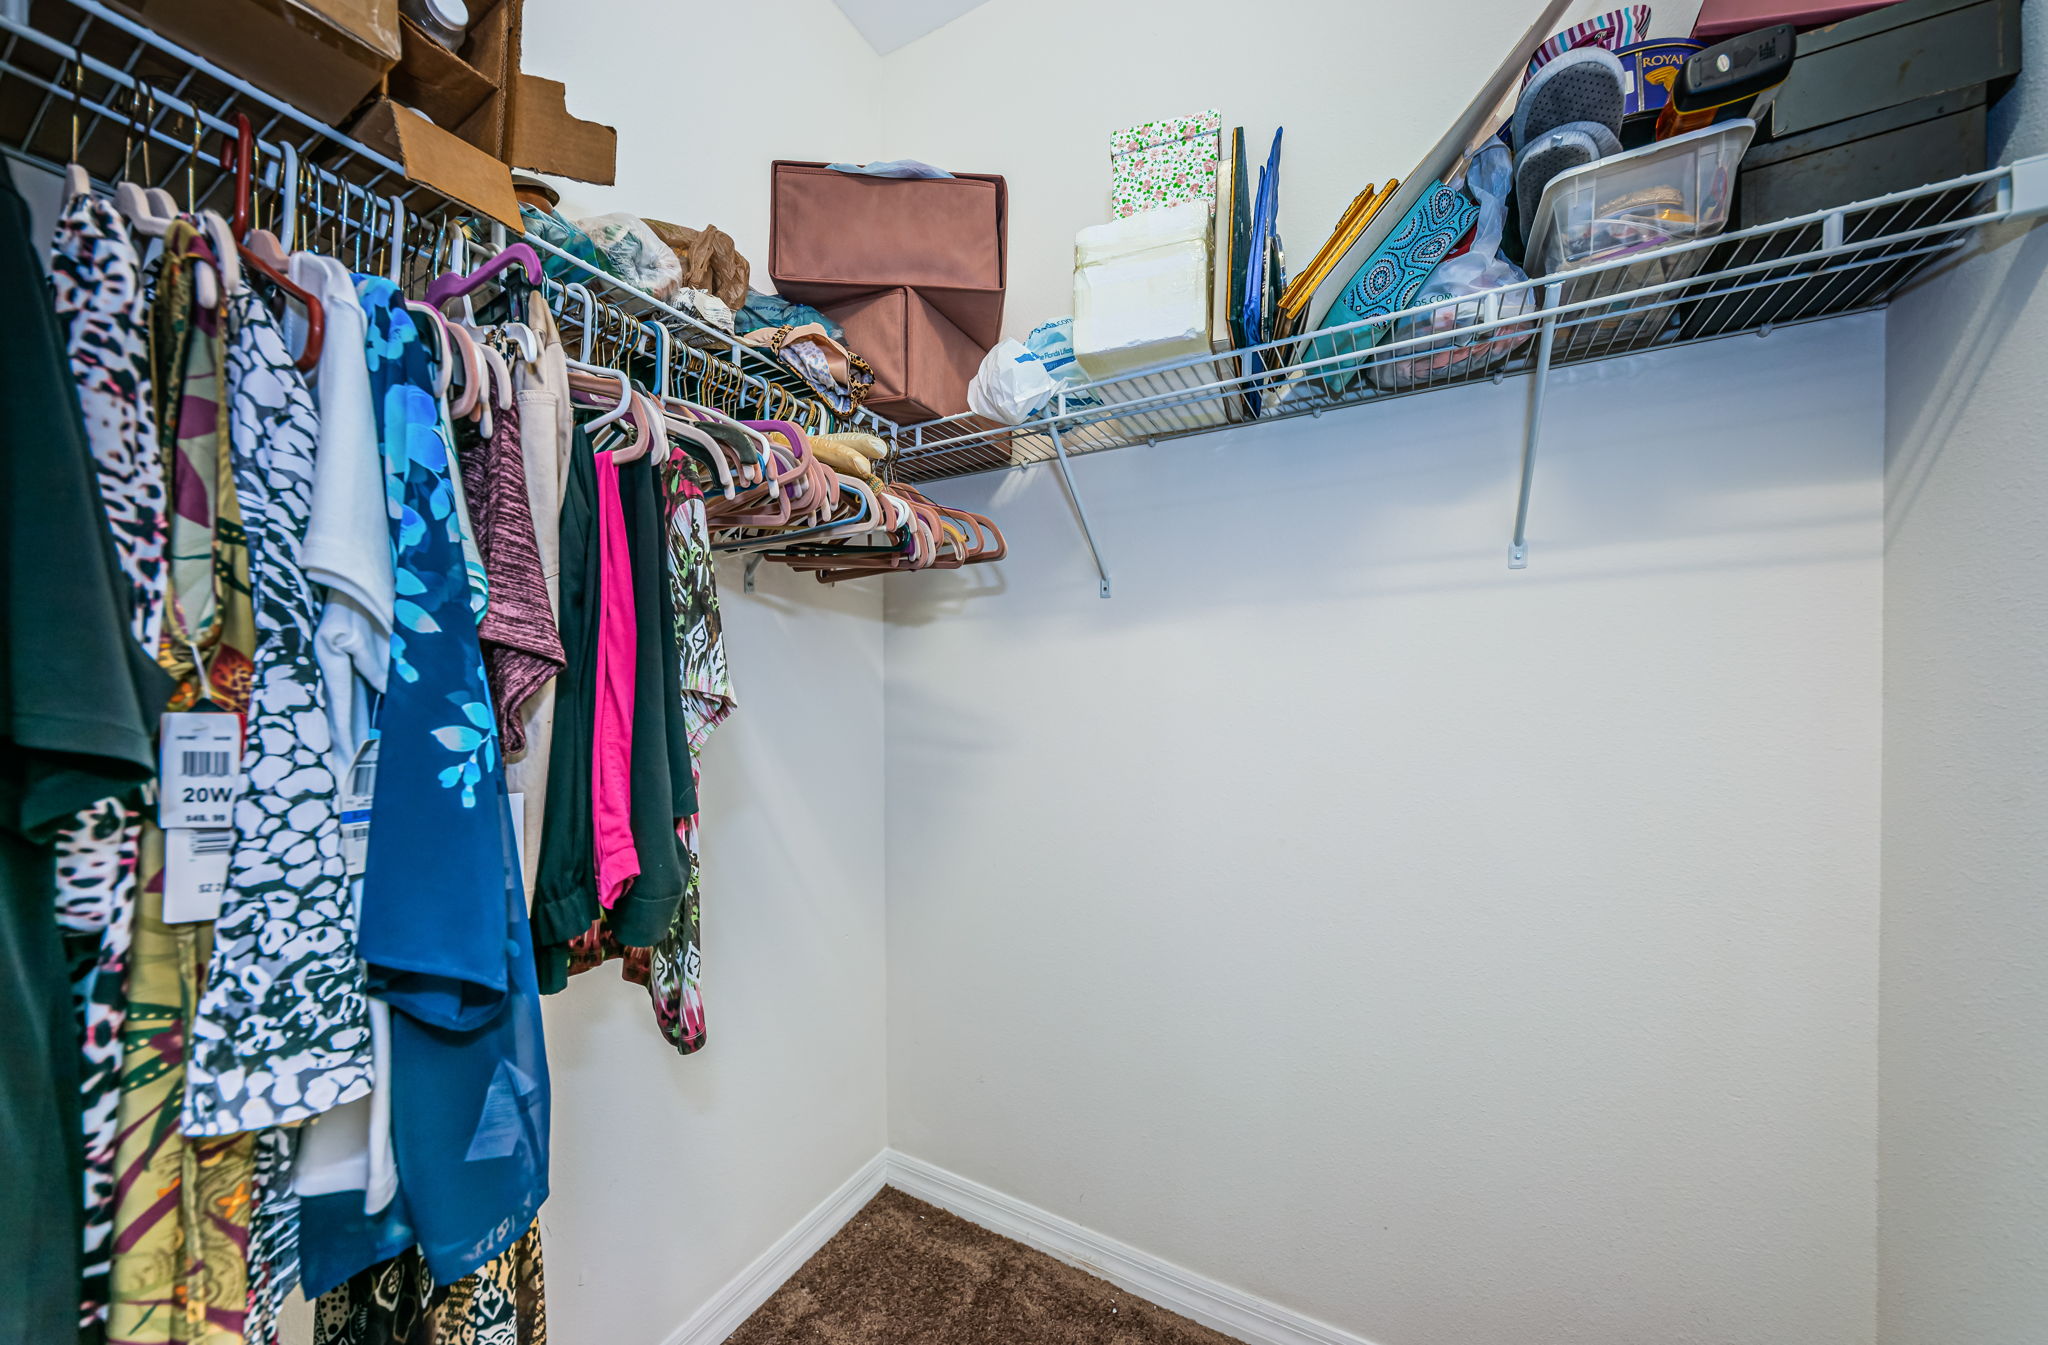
left=387, top=16, right=498, bottom=134
left=112, top=0, right=400, bottom=126
left=349, top=97, right=521, bottom=228
left=449, top=0, right=518, bottom=157
left=507, top=75, right=617, bottom=184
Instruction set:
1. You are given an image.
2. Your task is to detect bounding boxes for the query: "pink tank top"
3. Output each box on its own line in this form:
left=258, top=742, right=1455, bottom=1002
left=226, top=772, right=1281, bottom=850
left=591, top=450, right=639, bottom=907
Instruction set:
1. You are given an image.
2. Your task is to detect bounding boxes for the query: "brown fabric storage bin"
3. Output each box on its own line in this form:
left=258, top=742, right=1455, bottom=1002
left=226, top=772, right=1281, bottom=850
left=824, top=287, right=986, bottom=424
left=771, top=161, right=1007, bottom=347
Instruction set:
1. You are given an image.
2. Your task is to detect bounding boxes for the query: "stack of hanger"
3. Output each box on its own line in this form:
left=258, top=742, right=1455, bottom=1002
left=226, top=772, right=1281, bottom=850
left=545, top=282, right=1008, bottom=584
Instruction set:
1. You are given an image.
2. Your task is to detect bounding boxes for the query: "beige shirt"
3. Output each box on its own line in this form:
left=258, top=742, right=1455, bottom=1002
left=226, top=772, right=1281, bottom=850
left=504, top=294, right=575, bottom=902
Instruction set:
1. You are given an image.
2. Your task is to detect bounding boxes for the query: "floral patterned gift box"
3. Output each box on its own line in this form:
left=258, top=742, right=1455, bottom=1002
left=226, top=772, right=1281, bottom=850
left=1109, top=110, right=1223, bottom=218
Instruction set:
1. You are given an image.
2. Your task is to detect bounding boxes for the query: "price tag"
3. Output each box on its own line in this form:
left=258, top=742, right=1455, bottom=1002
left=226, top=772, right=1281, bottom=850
left=158, top=711, right=243, bottom=829
left=163, top=827, right=233, bottom=924
left=338, top=737, right=379, bottom=878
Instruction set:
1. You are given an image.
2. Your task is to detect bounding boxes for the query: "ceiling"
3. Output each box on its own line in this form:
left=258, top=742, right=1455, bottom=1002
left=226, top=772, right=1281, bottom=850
left=829, top=0, right=998, bottom=53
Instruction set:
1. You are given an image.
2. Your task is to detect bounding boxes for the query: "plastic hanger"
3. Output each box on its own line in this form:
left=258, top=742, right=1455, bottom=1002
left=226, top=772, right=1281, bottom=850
left=444, top=320, right=485, bottom=421
left=405, top=300, right=455, bottom=388
left=425, top=241, right=543, bottom=311
left=218, top=115, right=323, bottom=370
left=567, top=359, right=654, bottom=464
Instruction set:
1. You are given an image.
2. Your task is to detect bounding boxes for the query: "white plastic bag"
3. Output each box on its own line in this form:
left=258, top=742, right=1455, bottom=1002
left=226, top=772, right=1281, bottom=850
left=1374, top=140, right=1536, bottom=389
left=573, top=212, right=685, bottom=301
left=1022, top=317, right=1100, bottom=414
left=968, top=339, right=1056, bottom=425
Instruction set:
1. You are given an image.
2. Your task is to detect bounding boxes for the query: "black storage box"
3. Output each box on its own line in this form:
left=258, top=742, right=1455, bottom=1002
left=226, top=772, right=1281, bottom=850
left=1740, top=86, right=1988, bottom=228
left=1770, top=0, right=2021, bottom=138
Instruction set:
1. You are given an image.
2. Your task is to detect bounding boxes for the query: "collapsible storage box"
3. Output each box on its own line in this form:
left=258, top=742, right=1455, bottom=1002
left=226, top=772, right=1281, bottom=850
left=770, top=162, right=1008, bottom=348
left=822, top=287, right=986, bottom=425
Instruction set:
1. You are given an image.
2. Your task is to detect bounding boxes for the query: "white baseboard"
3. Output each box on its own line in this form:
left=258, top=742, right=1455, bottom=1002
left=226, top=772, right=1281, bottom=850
left=883, top=1151, right=1382, bottom=1345
left=664, top=1146, right=1380, bottom=1345
left=660, top=1150, right=889, bottom=1345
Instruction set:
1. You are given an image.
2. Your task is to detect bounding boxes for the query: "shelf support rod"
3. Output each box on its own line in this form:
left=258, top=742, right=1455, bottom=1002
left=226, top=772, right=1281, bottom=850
left=1047, top=415, right=1112, bottom=598
left=1509, top=282, right=1563, bottom=571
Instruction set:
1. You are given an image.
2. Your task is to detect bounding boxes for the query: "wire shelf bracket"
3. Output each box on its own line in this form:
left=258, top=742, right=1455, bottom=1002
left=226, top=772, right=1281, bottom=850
left=1047, top=407, right=1113, bottom=598
left=1508, top=282, right=1563, bottom=571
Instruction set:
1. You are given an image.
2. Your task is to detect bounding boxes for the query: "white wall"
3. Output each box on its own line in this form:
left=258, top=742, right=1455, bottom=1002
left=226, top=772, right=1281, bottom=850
left=520, top=0, right=883, bottom=267
left=512, top=8, right=894, bottom=1342
left=884, top=318, right=1885, bottom=1345
left=539, top=565, right=889, bottom=1343
left=1878, top=7, right=2048, bottom=1342
left=874, top=0, right=1703, bottom=338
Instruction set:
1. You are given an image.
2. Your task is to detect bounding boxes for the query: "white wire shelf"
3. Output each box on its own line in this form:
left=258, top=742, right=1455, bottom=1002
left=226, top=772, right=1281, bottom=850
left=0, top=0, right=901, bottom=442
left=894, top=155, right=2048, bottom=485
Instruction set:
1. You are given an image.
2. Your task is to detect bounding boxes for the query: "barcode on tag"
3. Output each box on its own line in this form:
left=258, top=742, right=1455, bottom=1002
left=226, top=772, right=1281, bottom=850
left=339, top=737, right=380, bottom=878
left=163, top=827, right=233, bottom=924
left=187, top=829, right=234, bottom=855
left=159, top=711, right=243, bottom=830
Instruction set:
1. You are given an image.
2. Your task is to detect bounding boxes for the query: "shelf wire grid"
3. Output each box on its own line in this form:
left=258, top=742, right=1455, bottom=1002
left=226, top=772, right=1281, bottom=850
left=895, top=159, right=2040, bottom=483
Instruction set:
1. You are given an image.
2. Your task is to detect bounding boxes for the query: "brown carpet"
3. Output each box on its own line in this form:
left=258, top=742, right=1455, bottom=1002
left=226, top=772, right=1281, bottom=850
left=724, top=1187, right=1240, bottom=1345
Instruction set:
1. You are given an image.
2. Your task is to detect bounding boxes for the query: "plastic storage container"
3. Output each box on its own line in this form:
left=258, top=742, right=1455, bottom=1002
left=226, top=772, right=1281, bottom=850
left=1526, top=119, right=1756, bottom=276
left=1526, top=120, right=1756, bottom=355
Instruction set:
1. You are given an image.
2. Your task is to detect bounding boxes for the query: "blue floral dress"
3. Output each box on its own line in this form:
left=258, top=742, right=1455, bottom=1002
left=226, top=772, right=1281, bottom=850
left=303, top=278, right=549, bottom=1291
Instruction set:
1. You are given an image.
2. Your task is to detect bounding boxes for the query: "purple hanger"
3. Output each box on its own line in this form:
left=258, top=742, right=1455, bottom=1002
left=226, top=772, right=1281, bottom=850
left=424, top=243, right=543, bottom=310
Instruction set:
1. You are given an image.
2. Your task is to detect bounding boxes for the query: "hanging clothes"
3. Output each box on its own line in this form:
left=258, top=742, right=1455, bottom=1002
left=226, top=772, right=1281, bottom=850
left=504, top=294, right=574, bottom=900
left=340, top=278, right=548, bottom=1288
left=244, top=1126, right=300, bottom=1345
left=110, top=231, right=264, bottom=1345
left=564, top=466, right=734, bottom=1052
left=590, top=445, right=639, bottom=911
left=0, top=169, right=168, bottom=1345
left=184, top=282, right=370, bottom=1137
left=313, top=1219, right=547, bottom=1345
left=531, top=431, right=602, bottom=994
left=46, top=185, right=168, bottom=1335
left=290, top=250, right=401, bottom=1229
left=651, top=474, right=735, bottom=1053
left=454, top=399, right=564, bottom=748
left=610, top=452, right=690, bottom=946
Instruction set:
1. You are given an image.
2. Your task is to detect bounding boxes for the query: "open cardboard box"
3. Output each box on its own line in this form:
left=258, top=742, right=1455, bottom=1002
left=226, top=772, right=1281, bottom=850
left=509, top=75, right=616, bottom=184
left=350, top=97, right=522, bottom=227
left=111, top=0, right=401, bottom=125
left=387, top=0, right=616, bottom=183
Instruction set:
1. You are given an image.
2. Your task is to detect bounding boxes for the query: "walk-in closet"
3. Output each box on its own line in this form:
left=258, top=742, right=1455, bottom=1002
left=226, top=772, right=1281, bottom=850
left=2, top=0, right=2043, bottom=1342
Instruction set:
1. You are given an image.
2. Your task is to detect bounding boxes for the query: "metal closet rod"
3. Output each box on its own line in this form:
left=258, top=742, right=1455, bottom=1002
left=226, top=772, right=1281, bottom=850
left=520, top=231, right=903, bottom=441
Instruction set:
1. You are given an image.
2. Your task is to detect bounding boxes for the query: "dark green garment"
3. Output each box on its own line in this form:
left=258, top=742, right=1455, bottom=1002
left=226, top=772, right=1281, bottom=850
left=653, top=474, right=698, bottom=826
left=530, top=430, right=600, bottom=994
left=0, top=173, right=167, bottom=1345
left=607, top=458, right=692, bottom=948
